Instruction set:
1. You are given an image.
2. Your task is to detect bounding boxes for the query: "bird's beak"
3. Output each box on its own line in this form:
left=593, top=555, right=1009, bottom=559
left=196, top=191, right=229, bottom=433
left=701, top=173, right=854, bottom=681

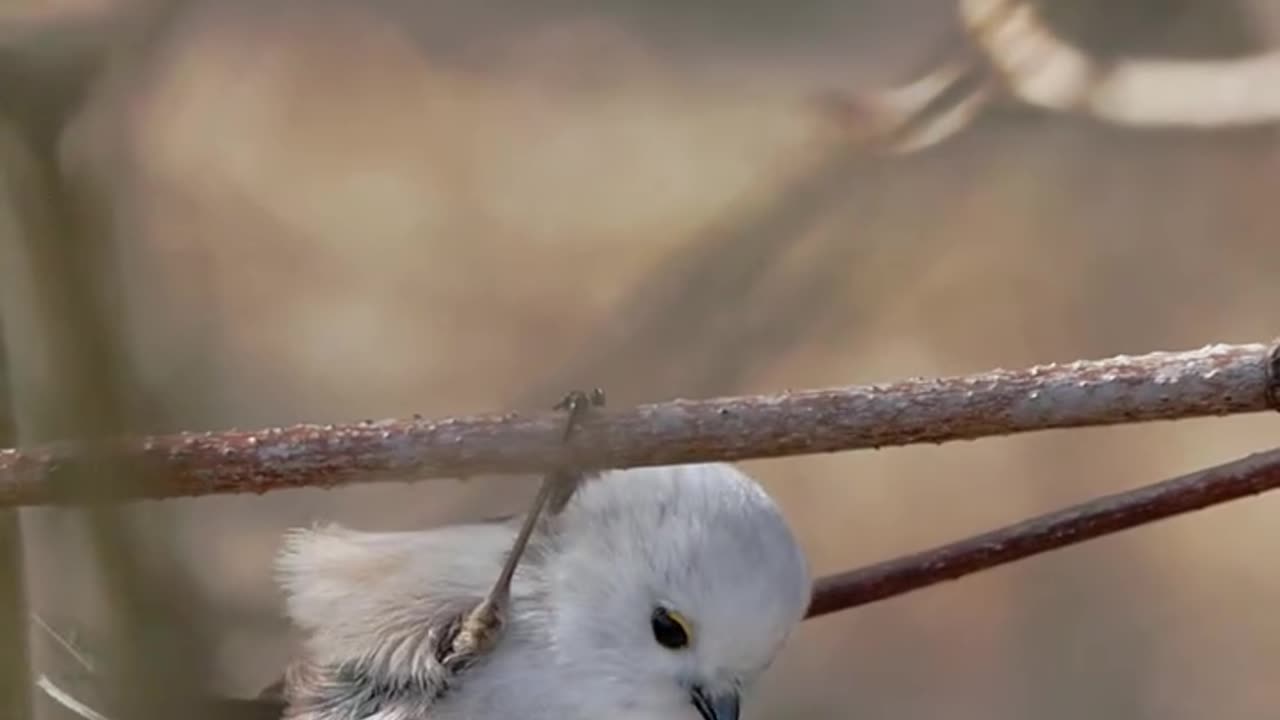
left=690, top=686, right=740, bottom=720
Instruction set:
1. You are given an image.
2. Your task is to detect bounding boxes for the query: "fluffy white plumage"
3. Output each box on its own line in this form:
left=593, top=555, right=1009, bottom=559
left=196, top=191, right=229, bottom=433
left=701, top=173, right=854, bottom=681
left=276, top=462, right=812, bottom=720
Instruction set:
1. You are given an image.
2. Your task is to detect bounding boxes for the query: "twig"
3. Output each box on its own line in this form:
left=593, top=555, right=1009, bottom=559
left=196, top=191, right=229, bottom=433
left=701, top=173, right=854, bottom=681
left=807, top=445, right=1280, bottom=617
left=1, top=341, right=1278, bottom=507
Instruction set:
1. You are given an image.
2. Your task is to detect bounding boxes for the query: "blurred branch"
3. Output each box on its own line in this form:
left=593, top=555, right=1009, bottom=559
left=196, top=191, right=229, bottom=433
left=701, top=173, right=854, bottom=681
left=0, top=516, right=29, bottom=719
left=960, top=0, right=1280, bottom=128
left=0, top=328, right=28, bottom=720
left=827, top=0, right=1280, bottom=152
left=1, top=340, right=1277, bottom=506
left=0, top=7, right=124, bottom=156
left=1, top=4, right=220, bottom=719
left=808, top=445, right=1280, bottom=617
left=817, top=41, right=996, bottom=153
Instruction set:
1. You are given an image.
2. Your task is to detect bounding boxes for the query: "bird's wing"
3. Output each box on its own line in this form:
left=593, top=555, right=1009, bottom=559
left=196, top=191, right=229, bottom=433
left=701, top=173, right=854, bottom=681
left=275, top=520, right=521, bottom=719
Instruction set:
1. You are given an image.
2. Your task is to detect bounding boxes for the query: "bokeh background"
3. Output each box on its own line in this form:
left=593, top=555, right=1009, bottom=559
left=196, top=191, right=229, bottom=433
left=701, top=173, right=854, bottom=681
left=3, top=0, right=1280, bottom=718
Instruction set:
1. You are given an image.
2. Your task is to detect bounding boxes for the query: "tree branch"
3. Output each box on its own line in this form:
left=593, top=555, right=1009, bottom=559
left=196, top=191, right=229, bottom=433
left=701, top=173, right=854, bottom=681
left=0, top=340, right=1276, bottom=507
left=807, top=444, right=1280, bottom=618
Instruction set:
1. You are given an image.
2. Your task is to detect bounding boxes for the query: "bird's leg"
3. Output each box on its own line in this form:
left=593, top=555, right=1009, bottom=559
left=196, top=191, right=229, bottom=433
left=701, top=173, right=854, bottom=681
left=545, top=387, right=607, bottom=514
left=441, top=388, right=605, bottom=671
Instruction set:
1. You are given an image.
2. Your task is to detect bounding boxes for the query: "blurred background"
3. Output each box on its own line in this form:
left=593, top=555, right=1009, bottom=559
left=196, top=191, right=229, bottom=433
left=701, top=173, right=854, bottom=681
left=2, top=0, right=1280, bottom=718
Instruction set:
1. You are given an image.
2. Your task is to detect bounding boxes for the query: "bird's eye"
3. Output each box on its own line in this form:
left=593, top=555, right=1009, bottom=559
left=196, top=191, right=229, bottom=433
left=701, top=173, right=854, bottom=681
left=651, top=606, right=691, bottom=650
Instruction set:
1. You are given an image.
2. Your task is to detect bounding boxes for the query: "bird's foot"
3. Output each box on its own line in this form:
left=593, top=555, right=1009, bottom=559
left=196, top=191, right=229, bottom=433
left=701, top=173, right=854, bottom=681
left=552, top=388, right=606, bottom=441
left=440, top=597, right=505, bottom=673
left=437, top=389, right=605, bottom=675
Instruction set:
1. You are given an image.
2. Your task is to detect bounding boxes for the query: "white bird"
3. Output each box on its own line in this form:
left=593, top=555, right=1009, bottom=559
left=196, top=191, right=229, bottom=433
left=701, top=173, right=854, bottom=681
left=275, top=461, right=812, bottom=720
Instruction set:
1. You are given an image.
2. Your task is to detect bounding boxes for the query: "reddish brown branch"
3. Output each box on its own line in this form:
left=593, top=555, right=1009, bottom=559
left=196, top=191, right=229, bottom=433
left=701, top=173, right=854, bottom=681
left=2, top=341, right=1278, bottom=507
left=807, top=445, right=1280, bottom=618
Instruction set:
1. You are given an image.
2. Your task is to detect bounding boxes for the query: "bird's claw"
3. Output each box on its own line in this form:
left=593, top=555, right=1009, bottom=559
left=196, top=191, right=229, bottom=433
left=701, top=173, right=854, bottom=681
left=553, top=388, right=606, bottom=442
left=544, top=388, right=606, bottom=514
left=441, top=598, right=505, bottom=672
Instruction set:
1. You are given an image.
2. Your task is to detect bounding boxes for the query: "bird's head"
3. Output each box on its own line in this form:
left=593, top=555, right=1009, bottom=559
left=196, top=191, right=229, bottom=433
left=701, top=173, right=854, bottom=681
left=543, top=463, right=811, bottom=720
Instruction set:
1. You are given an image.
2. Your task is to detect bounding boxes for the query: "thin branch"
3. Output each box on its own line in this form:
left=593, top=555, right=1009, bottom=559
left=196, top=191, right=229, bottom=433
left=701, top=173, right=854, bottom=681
left=807, top=445, right=1280, bottom=618
left=1, top=341, right=1277, bottom=507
